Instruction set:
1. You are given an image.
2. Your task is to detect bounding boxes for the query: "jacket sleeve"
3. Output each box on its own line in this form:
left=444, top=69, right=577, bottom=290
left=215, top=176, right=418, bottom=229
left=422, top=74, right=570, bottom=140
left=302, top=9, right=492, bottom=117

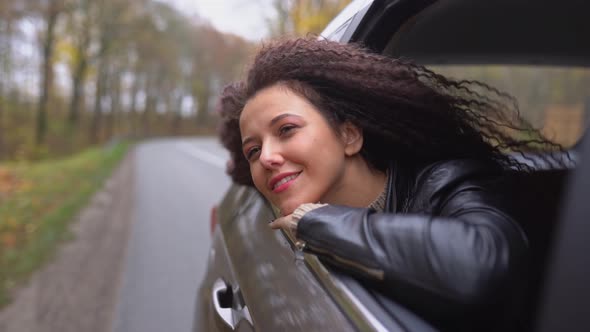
left=296, top=170, right=529, bottom=323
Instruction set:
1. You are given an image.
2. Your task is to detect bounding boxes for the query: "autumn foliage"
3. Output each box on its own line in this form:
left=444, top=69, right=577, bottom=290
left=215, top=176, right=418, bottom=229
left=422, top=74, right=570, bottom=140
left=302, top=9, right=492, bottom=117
left=0, top=0, right=254, bottom=161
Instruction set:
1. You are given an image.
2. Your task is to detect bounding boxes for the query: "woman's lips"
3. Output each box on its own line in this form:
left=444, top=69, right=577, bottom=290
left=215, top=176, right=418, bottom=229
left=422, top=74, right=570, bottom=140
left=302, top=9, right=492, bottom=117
left=272, top=172, right=301, bottom=193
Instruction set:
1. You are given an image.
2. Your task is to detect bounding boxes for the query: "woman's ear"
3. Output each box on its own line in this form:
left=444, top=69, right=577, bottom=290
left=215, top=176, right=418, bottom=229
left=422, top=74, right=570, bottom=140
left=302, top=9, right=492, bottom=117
left=340, top=122, right=363, bottom=156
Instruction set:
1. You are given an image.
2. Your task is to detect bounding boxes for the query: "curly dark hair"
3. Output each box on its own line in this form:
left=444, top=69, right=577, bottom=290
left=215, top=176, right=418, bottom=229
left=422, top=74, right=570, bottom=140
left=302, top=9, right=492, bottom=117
left=218, top=37, right=564, bottom=186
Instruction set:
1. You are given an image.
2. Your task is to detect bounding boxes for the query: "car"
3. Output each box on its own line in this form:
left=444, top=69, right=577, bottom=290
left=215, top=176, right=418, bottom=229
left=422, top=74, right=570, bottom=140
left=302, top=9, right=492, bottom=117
left=193, top=0, right=589, bottom=331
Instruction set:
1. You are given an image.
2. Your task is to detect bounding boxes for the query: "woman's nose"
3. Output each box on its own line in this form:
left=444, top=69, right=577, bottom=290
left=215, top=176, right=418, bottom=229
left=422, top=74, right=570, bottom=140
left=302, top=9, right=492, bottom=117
left=259, top=144, right=284, bottom=169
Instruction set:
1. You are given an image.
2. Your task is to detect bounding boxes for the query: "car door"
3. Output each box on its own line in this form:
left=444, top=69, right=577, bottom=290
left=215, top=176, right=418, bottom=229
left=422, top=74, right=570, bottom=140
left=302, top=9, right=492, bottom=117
left=195, top=185, right=359, bottom=331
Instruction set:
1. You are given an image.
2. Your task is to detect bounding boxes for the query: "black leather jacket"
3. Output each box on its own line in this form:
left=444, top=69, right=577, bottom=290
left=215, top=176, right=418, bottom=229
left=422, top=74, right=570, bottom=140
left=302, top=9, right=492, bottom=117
left=297, top=159, right=529, bottom=331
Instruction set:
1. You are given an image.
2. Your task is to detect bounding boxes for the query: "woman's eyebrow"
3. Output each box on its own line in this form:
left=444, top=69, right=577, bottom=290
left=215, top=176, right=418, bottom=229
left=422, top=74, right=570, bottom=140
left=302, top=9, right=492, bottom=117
left=242, top=113, right=303, bottom=147
left=242, top=136, right=254, bottom=148
left=270, top=113, right=302, bottom=126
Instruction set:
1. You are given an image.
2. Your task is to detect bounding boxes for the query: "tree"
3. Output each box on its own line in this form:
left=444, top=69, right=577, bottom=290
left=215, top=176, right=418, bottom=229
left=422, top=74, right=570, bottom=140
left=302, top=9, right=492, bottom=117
left=268, top=0, right=292, bottom=36
left=0, top=2, right=17, bottom=154
left=90, top=0, right=137, bottom=142
left=189, top=26, right=252, bottom=127
left=0, top=0, right=254, bottom=160
left=291, top=0, right=350, bottom=35
left=63, top=0, right=95, bottom=128
left=36, top=0, right=65, bottom=146
left=268, top=0, right=351, bottom=37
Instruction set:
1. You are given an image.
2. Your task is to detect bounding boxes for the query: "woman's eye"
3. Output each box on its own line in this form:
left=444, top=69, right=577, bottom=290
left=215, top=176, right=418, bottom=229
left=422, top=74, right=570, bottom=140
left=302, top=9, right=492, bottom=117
left=245, top=147, right=260, bottom=160
left=279, top=124, right=297, bottom=136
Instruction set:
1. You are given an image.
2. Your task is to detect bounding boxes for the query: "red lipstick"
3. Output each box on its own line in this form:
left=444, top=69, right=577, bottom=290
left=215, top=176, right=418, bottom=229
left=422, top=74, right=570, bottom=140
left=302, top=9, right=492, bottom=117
left=269, top=171, right=301, bottom=193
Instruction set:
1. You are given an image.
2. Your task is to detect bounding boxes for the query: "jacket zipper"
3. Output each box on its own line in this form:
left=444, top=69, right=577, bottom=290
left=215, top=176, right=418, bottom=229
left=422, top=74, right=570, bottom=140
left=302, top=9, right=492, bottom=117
left=303, top=242, right=385, bottom=281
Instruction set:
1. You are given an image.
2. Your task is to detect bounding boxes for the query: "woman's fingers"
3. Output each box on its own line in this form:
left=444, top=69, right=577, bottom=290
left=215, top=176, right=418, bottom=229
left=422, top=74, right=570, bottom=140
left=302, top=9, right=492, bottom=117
left=269, top=215, right=292, bottom=230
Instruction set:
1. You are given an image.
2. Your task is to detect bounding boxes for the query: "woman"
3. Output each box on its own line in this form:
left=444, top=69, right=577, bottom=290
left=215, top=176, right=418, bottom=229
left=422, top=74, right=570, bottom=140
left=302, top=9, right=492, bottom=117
left=217, top=38, right=562, bottom=331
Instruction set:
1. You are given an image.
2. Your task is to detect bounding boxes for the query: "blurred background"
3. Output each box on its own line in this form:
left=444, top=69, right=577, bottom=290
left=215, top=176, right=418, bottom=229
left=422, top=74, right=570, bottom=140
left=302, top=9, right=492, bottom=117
left=0, top=0, right=352, bottom=328
left=0, top=0, right=350, bottom=161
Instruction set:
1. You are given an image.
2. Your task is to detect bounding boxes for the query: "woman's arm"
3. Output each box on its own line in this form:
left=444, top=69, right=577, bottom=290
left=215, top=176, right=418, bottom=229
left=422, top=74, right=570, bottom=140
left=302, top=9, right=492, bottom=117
left=296, top=172, right=528, bottom=327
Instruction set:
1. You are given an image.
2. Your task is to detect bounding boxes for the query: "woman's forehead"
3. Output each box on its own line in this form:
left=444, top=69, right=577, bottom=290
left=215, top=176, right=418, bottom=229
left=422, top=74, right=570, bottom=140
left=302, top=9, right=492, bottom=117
left=240, top=85, right=313, bottom=127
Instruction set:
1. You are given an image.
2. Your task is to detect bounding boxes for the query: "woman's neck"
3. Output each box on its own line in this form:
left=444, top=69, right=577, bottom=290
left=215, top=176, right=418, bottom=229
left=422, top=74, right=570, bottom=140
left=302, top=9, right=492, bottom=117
left=321, top=156, right=388, bottom=208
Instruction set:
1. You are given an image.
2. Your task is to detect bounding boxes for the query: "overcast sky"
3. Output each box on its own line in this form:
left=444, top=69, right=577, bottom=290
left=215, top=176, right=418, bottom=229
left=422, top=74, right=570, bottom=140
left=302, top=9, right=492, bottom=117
left=162, top=0, right=274, bottom=41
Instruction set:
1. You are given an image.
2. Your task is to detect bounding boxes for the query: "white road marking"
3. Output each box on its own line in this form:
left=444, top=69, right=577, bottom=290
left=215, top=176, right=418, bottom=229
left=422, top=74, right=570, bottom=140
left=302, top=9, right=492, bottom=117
left=175, top=142, right=226, bottom=169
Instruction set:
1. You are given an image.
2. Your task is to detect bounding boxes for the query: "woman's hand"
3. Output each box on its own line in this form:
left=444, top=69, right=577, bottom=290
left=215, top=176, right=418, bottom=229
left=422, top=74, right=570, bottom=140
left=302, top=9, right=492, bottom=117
left=269, top=203, right=328, bottom=238
left=269, top=213, right=298, bottom=234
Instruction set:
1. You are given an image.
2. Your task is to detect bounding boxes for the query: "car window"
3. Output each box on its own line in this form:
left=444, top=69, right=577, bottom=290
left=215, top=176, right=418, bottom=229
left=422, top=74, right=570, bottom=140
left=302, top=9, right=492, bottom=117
left=327, top=17, right=353, bottom=42
left=427, top=65, right=590, bottom=147
left=320, top=0, right=373, bottom=40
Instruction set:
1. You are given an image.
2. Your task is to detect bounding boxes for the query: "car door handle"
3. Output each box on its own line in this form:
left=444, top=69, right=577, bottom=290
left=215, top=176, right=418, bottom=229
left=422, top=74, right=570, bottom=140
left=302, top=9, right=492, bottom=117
left=212, top=279, right=253, bottom=329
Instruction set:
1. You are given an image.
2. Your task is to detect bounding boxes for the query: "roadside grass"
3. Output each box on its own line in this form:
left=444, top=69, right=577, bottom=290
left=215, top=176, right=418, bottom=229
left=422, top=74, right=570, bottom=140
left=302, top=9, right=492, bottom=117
left=0, top=142, right=130, bottom=307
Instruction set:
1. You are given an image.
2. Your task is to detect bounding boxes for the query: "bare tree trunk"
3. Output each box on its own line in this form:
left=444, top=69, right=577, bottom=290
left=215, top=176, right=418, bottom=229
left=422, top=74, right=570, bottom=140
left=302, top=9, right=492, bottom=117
left=143, top=95, right=155, bottom=137
left=0, top=75, right=4, bottom=158
left=195, top=79, right=210, bottom=128
left=68, top=20, right=91, bottom=127
left=0, top=19, right=13, bottom=156
left=90, top=9, right=115, bottom=145
left=90, top=0, right=119, bottom=144
left=36, top=0, right=61, bottom=146
left=0, top=94, right=3, bottom=158
left=271, top=0, right=291, bottom=36
left=68, top=58, right=88, bottom=125
left=142, top=75, right=156, bottom=138
left=0, top=87, right=3, bottom=158
left=129, top=74, right=141, bottom=139
left=107, top=66, right=121, bottom=139
left=171, top=93, right=183, bottom=134
left=91, top=57, right=108, bottom=143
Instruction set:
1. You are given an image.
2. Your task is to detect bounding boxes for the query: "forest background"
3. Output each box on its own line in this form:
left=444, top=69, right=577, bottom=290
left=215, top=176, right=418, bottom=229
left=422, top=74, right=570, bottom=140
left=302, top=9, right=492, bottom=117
left=0, top=0, right=351, bottom=161
left=0, top=0, right=351, bottom=307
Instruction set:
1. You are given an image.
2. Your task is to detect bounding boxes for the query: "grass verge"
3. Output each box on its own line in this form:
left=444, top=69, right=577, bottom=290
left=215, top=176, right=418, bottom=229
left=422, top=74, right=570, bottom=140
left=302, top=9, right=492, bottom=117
left=0, top=142, right=130, bottom=307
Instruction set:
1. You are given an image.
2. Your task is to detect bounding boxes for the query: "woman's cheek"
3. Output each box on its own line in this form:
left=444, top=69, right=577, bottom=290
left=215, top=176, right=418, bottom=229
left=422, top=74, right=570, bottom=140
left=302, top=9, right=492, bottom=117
left=251, top=168, right=267, bottom=195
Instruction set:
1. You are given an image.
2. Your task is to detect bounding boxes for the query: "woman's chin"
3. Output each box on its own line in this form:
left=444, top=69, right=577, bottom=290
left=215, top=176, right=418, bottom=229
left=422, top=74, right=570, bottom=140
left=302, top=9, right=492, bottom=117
left=278, top=201, right=301, bottom=216
left=279, top=206, right=295, bottom=216
left=279, top=199, right=314, bottom=216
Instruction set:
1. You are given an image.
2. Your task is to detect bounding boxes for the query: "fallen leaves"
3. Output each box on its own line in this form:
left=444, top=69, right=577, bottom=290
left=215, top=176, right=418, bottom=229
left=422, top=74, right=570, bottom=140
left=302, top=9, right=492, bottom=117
left=0, top=167, right=31, bottom=200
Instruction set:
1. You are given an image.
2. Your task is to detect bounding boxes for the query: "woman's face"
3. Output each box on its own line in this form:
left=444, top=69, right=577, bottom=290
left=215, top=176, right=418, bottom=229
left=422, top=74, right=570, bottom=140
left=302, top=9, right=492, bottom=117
left=239, top=84, right=350, bottom=215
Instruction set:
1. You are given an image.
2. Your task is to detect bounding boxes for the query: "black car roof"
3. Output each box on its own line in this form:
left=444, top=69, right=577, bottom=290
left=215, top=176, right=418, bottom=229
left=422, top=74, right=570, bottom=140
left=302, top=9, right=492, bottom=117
left=353, top=0, right=590, bottom=66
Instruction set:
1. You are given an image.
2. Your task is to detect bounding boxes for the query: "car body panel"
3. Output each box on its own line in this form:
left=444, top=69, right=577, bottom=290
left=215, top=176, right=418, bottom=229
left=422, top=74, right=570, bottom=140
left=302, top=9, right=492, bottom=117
left=320, top=0, right=374, bottom=41
left=195, top=186, right=357, bottom=331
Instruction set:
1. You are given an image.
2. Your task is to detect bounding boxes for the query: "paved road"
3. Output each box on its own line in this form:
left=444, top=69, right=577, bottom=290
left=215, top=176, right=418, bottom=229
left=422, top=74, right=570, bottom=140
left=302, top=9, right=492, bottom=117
left=112, top=138, right=231, bottom=332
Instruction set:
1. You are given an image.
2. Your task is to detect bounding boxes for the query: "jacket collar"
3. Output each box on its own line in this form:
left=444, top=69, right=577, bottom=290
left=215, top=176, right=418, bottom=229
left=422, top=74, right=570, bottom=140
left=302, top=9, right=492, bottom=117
left=385, top=160, right=416, bottom=213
